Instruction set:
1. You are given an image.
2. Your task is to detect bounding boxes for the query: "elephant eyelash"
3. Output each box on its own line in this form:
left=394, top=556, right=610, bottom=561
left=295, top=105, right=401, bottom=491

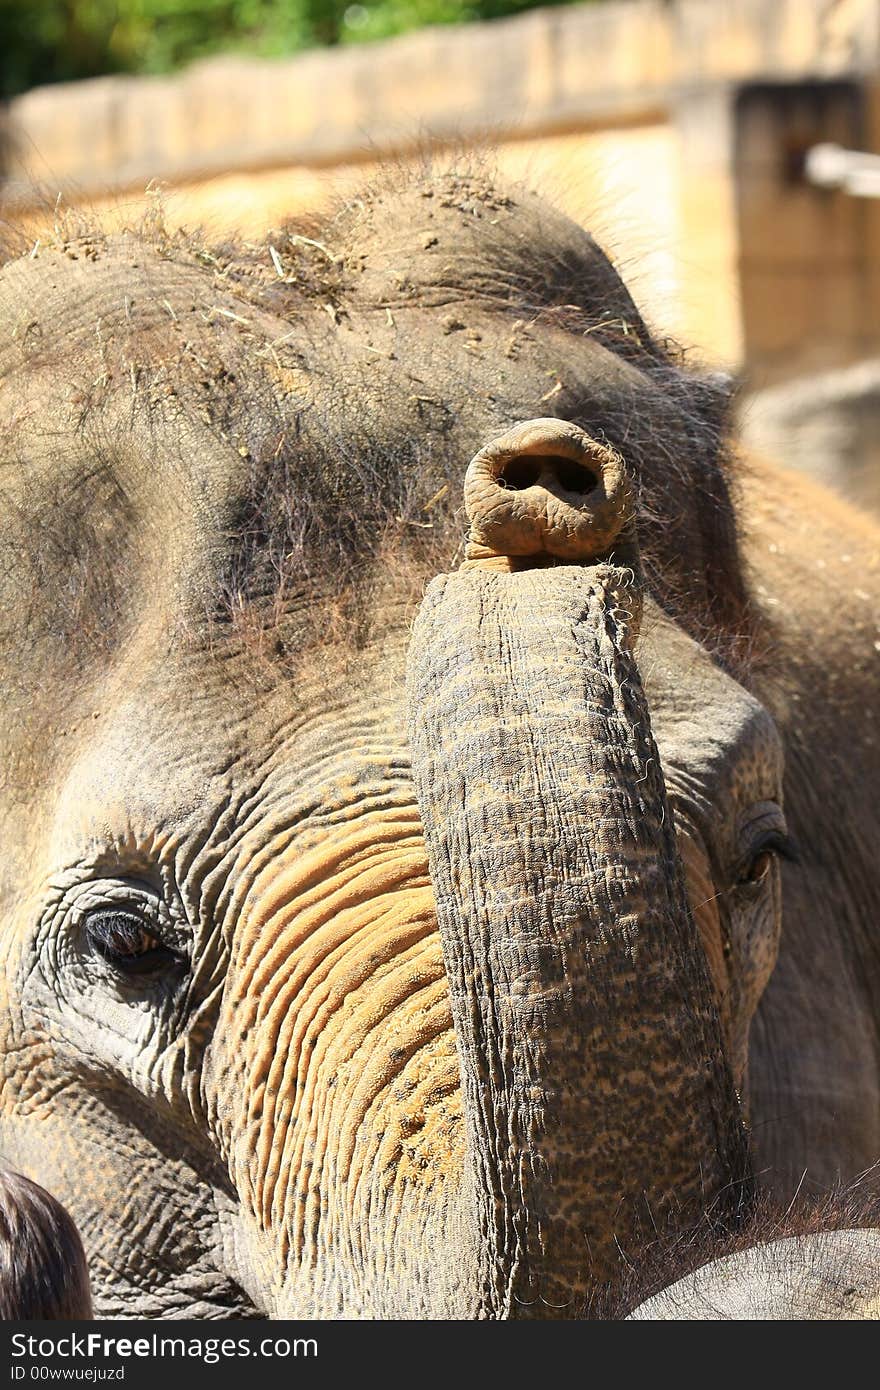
left=80, top=908, right=188, bottom=978
left=735, top=831, right=799, bottom=887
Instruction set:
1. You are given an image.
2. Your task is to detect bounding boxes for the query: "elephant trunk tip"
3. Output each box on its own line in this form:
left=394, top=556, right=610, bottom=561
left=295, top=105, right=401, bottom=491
left=463, top=417, right=635, bottom=568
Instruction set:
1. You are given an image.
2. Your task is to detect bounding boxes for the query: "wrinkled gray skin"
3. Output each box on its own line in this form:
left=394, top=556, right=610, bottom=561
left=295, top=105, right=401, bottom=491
left=0, top=172, right=876, bottom=1318
left=632, top=1230, right=880, bottom=1320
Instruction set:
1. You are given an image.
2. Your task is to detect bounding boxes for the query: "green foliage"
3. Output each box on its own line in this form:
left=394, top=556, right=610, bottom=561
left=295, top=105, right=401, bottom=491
left=335, top=0, right=579, bottom=46
left=0, top=0, right=589, bottom=99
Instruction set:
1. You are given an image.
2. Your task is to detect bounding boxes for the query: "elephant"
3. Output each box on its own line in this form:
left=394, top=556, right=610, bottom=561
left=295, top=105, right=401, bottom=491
left=0, top=168, right=877, bottom=1318
left=0, top=1166, right=93, bottom=1319
left=631, top=1228, right=880, bottom=1319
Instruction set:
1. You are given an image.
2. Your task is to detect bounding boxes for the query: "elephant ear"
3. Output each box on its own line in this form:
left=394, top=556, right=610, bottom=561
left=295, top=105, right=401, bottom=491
left=686, top=368, right=737, bottom=437
left=572, top=237, right=738, bottom=436
left=553, top=234, right=747, bottom=652
left=562, top=232, right=740, bottom=454
left=566, top=231, right=661, bottom=355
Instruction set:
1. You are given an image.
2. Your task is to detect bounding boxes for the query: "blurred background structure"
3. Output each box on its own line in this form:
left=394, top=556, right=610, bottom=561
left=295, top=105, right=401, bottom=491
left=2, top=0, right=880, bottom=512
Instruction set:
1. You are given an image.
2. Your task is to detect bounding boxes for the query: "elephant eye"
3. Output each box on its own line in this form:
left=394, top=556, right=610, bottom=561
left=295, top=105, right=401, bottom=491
left=84, top=910, right=182, bottom=976
left=743, top=850, right=774, bottom=884
left=738, top=830, right=796, bottom=887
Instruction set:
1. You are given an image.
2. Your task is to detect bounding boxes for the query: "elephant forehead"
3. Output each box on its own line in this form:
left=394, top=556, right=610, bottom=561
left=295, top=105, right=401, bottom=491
left=0, top=223, right=747, bottom=686
left=37, top=661, right=414, bottom=896
left=0, top=233, right=314, bottom=377
left=0, top=240, right=216, bottom=376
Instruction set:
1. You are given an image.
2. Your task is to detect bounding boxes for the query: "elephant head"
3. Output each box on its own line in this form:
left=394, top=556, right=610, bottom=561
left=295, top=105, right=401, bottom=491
left=631, top=1228, right=880, bottom=1319
left=0, top=173, right=789, bottom=1317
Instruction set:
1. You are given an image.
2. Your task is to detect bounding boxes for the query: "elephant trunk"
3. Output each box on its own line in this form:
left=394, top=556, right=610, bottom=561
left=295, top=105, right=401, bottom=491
left=406, top=422, right=751, bottom=1316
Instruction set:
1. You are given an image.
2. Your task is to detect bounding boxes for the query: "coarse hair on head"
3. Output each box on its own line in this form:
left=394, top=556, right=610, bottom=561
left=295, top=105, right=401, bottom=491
left=0, top=159, right=757, bottom=679
left=0, top=1168, right=92, bottom=1320
left=580, top=1164, right=880, bottom=1319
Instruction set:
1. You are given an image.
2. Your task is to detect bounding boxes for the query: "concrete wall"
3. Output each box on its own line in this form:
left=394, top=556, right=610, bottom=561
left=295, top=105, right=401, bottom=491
left=4, top=0, right=880, bottom=499
left=734, top=79, right=880, bottom=382
left=5, top=0, right=878, bottom=197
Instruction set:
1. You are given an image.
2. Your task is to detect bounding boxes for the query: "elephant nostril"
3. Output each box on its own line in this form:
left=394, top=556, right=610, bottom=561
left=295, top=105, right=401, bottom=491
left=498, top=456, right=542, bottom=491
left=498, top=454, right=598, bottom=495
left=554, top=457, right=598, bottom=495
left=463, top=418, right=634, bottom=564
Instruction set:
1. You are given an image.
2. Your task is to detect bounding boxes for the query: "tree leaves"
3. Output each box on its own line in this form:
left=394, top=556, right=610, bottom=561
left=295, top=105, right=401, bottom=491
left=0, top=0, right=593, bottom=99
